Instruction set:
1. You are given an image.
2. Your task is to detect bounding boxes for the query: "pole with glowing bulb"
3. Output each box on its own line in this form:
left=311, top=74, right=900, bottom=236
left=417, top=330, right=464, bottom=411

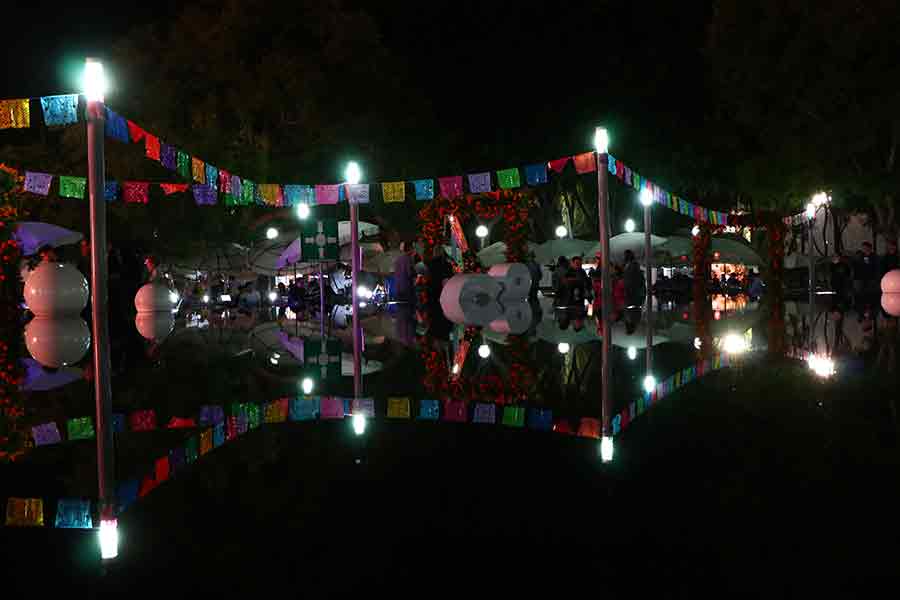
left=84, top=58, right=117, bottom=557
left=640, top=187, right=655, bottom=394
left=346, top=161, right=363, bottom=399
left=594, top=127, right=613, bottom=461
left=806, top=198, right=817, bottom=309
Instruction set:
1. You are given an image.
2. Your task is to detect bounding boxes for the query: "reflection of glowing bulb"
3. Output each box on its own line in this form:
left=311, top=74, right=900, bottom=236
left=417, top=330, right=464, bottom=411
left=266, top=227, right=278, bottom=240
left=352, top=414, right=366, bottom=436
left=626, top=346, right=637, bottom=360
left=202, top=294, right=209, bottom=303
left=452, top=364, right=459, bottom=374
left=624, top=219, right=636, bottom=233
left=722, top=333, right=747, bottom=354
left=478, top=344, right=491, bottom=359
left=691, top=225, right=700, bottom=237
left=805, top=203, right=816, bottom=220
left=169, top=291, right=179, bottom=303
left=600, top=436, right=614, bottom=463
left=643, top=375, right=656, bottom=393
left=694, top=337, right=702, bottom=350
left=714, top=310, right=722, bottom=321
left=301, top=377, right=314, bottom=395
left=296, top=203, right=311, bottom=219
left=357, top=285, right=372, bottom=299
left=558, top=342, right=570, bottom=354
left=807, top=354, right=836, bottom=378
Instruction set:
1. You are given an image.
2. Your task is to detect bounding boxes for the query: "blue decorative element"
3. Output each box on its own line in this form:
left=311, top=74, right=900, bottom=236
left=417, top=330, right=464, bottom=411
left=612, top=414, right=621, bottom=435
left=40, top=94, right=78, bottom=126
left=213, top=422, right=225, bottom=448
left=527, top=408, right=553, bottom=431
left=413, top=179, right=434, bottom=201
left=118, top=479, right=139, bottom=512
left=284, top=185, right=314, bottom=207
left=199, top=405, right=224, bottom=426
left=418, top=399, right=439, bottom=420
left=111, top=412, right=126, bottom=433
left=472, top=402, right=496, bottom=424
left=55, top=498, right=92, bottom=529
left=104, top=107, right=130, bottom=142
left=607, top=154, right=617, bottom=175
left=205, top=164, right=219, bottom=191
left=104, top=181, right=119, bottom=202
left=290, top=397, right=320, bottom=421
left=524, top=163, right=548, bottom=186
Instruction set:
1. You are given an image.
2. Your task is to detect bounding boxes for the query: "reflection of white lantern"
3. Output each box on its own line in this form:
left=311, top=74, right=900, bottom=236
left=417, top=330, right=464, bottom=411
left=882, top=293, right=900, bottom=317
left=24, top=262, right=89, bottom=317
left=135, top=312, right=175, bottom=342
left=135, top=283, right=176, bottom=313
left=25, top=317, right=91, bottom=368
left=881, top=270, right=900, bottom=293
left=475, top=225, right=489, bottom=239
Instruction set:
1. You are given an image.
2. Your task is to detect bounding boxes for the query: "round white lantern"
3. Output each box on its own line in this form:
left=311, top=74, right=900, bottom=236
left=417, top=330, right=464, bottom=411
left=135, top=282, right=176, bottom=313
left=882, top=293, right=900, bottom=317
left=24, top=317, right=91, bottom=368
left=881, top=269, right=900, bottom=293
left=135, top=312, right=175, bottom=341
left=23, top=262, right=89, bottom=317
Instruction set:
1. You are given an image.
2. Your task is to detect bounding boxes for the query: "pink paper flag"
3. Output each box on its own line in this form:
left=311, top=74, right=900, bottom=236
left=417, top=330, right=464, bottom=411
left=123, top=181, right=150, bottom=204
left=315, top=184, right=340, bottom=205
left=438, top=176, right=463, bottom=199
left=320, top=396, right=344, bottom=419
left=548, top=157, right=570, bottom=173
left=443, top=400, right=467, bottom=422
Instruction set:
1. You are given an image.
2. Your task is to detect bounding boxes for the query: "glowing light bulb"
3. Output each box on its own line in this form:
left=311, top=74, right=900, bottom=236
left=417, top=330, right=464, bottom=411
left=640, top=188, right=653, bottom=207
left=594, top=127, right=609, bottom=154
left=83, top=58, right=107, bottom=103
left=476, top=225, right=489, bottom=238
left=202, top=294, right=210, bottom=303
left=99, top=519, right=118, bottom=560
left=691, top=225, right=700, bottom=237
left=478, top=344, right=491, bottom=359
left=624, top=219, right=636, bottom=233
left=345, top=161, right=362, bottom=184
left=558, top=342, right=571, bottom=354
left=301, top=377, right=314, bottom=395
left=600, top=435, right=614, bottom=463
left=812, top=192, right=829, bottom=207
left=643, top=374, right=656, bottom=393
left=266, top=227, right=278, bottom=240
left=268, top=291, right=277, bottom=302
left=626, top=346, right=637, bottom=360
left=352, top=414, right=366, bottom=436
left=722, top=333, right=747, bottom=355
left=555, top=225, right=567, bottom=238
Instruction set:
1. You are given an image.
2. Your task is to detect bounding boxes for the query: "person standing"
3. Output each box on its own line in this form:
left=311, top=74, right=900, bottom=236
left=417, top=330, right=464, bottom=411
left=392, top=241, right=415, bottom=303
left=526, top=251, right=542, bottom=299
left=854, top=242, right=879, bottom=297
left=623, top=249, right=645, bottom=308
left=569, top=255, right=592, bottom=304
left=830, top=254, right=851, bottom=299
left=882, top=239, right=898, bottom=277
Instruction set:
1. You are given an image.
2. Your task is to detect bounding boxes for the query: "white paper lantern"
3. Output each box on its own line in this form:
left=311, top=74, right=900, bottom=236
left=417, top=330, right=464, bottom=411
left=23, top=262, right=89, bottom=317
left=24, top=317, right=91, bottom=368
left=882, top=293, right=900, bottom=317
left=881, top=269, right=900, bottom=293
left=135, top=282, right=175, bottom=313
left=135, top=312, right=175, bottom=341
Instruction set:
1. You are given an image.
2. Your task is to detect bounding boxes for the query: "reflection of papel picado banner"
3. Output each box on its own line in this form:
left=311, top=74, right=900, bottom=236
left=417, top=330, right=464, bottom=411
left=304, top=338, right=341, bottom=380
left=301, top=218, right=339, bottom=261
left=439, top=263, right=533, bottom=335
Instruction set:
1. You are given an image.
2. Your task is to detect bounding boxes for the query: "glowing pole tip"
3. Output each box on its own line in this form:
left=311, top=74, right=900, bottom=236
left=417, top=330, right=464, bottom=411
left=475, top=225, right=489, bottom=238
left=640, top=188, right=653, bottom=207
left=594, top=127, right=609, bottom=154
left=600, top=436, right=614, bottom=463
left=352, top=414, right=366, bottom=435
left=555, top=225, right=567, bottom=238
left=345, top=161, right=362, bottom=184
left=626, top=346, right=637, bottom=360
left=301, top=377, right=313, bottom=395
left=296, top=203, right=311, bottom=219
left=643, top=375, right=656, bottom=393
left=625, top=219, right=636, bottom=233
left=557, top=342, right=570, bottom=354
left=478, top=344, right=491, bottom=358
left=99, top=519, right=118, bottom=560
left=83, top=59, right=107, bottom=102
left=168, top=291, right=178, bottom=303
left=266, top=227, right=278, bottom=240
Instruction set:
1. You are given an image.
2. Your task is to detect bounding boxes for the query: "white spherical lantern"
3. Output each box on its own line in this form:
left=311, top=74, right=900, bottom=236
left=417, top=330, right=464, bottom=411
left=881, top=269, right=900, bottom=293
left=882, top=293, right=900, bottom=317
left=24, top=317, right=91, bottom=368
left=135, top=282, right=176, bottom=313
left=135, top=312, right=175, bottom=341
left=24, top=262, right=89, bottom=317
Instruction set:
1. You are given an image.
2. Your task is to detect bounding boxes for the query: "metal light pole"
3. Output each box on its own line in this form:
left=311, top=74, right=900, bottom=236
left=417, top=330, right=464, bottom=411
left=346, top=162, right=363, bottom=399
left=84, top=58, right=115, bottom=529
left=806, top=201, right=816, bottom=310
left=594, top=128, right=612, bottom=449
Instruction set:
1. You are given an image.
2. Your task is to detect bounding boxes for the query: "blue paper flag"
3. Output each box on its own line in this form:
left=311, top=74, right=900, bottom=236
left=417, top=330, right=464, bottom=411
left=104, top=107, right=130, bottom=143
left=118, top=479, right=139, bottom=512
left=290, top=397, right=320, bottom=421
left=104, top=181, right=119, bottom=202
left=40, top=94, right=78, bottom=126
left=524, top=163, right=548, bottom=186
left=55, top=498, right=92, bottom=529
left=205, top=164, right=219, bottom=191
left=527, top=408, right=553, bottom=431
left=111, top=413, right=126, bottom=433
left=199, top=405, right=224, bottom=427
left=193, top=184, right=217, bottom=206
left=413, top=179, right=434, bottom=201
left=418, top=399, right=440, bottom=420
left=612, top=414, right=621, bottom=435
left=607, top=154, right=617, bottom=175
left=284, top=184, right=314, bottom=207
left=213, top=422, right=225, bottom=448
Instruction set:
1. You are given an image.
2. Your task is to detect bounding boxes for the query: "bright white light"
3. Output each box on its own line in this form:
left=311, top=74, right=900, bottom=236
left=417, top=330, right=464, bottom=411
left=805, top=202, right=816, bottom=220
left=475, top=225, right=489, bottom=239
left=691, top=225, right=700, bottom=237
left=359, top=302, right=368, bottom=308
left=693, top=337, right=702, bottom=350
left=600, top=435, right=614, bottom=463
left=345, top=161, right=362, bottom=185
left=626, top=346, right=637, bottom=360
left=640, top=188, right=654, bottom=207
left=643, top=374, right=656, bottom=393
left=594, top=127, right=609, bottom=154
left=478, top=344, right=491, bottom=359
left=99, top=519, right=118, bottom=560
left=269, top=356, right=279, bottom=365
left=296, top=203, right=311, bottom=219
left=452, top=364, right=460, bottom=374
left=219, top=294, right=232, bottom=302
left=807, top=354, right=836, bottom=379
left=722, top=333, right=747, bottom=355
left=558, top=342, right=571, bottom=354
left=555, top=225, right=568, bottom=238
left=357, top=285, right=373, bottom=299
left=301, top=377, right=314, bottom=395
left=268, top=291, right=278, bottom=302
left=624, top=219, right=636, bottom=233
left=202, top=294, right=209, bottom=303
left=266, top=227, right=278, bottom=240
left=812, top=192, right=829, bottom=207
left=83, top=58, right=107, bottom=103
left=352, top=413, right=367, bottom=436
left=168, top=291, right=179, bottom=304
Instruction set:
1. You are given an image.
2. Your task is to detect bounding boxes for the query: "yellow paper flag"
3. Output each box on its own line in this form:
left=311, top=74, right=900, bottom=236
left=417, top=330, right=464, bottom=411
left=0, top=99, right=30, bottom=129
left=5, top=498, right=43, bottom=526
left=191, top=157, right=206, bottom=183
left=387, top=397, right=411, bottom=419
left=258, top=183, right=280, bottom=206
left=382, top=182, right=406, bottom=203
left=199, top=429, right=212, bottom=455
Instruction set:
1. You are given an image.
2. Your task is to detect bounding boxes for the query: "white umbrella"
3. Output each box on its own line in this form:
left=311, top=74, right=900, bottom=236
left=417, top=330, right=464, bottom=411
left=595, top=232, right=667, bottom=262
left=658, top=236, right=761, bottom=266
left=477, top=241, right=539, bottom=267
left=13, top=222, right=83, bottom=256
left=534, top=239, right=598, bottom=266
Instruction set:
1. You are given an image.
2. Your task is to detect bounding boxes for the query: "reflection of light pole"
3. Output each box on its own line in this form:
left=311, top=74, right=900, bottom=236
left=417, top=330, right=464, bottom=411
left=345, top=161, right=363, bottom=399
left=476, top=224, right=489, bottom=250
left=84, top=58, right=116, bottom=544
left=594, top=126, right=612, bottom=448
left=806, top=200, right=816, bottom=309
left=640, top=188, right=654, bottom=382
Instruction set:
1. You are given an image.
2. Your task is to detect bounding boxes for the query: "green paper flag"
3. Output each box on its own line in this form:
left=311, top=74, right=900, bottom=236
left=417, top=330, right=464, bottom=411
left=304, top=338, right=342, bottom=381
left=176, top=151, right=191, bottom=178
left=185, top=436, right=199, bottom=463
left=59, top=176, right=86, bottom=199
left=501, top=406, right=525, bottom=427
left=496, top=168, right=520, bottom=189
left=246, top=403, right=261, bottom=429
left=301, top=218, right=339, bottom=261
left=241, top=181, right=255, bottom=206
left=67, top=416, right=94, bottom=440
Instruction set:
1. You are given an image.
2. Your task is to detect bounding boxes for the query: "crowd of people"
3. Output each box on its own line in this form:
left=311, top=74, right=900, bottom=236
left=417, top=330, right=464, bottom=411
left=829, top=240, right=898, bottom=300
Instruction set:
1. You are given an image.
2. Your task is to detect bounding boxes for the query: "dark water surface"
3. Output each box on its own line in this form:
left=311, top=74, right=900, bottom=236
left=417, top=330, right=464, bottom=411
left=3, top=292, right=900, bottom=595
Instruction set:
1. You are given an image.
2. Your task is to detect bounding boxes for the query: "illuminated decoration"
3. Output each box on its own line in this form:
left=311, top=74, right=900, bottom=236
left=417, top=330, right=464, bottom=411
left=558, top=342, right=571, bottom=354
left=594, top=127, right=609, bottom=154
left=478, top=343, right=491, bottom=359
left=807, top=353, right=836, bottom=379
left=600, top=436, right=614, bottom=463
left=82, top=58, right=106, bottom=102
left=555, top=225, right=568, bottom=238
left=99, top=519, right=118, bottom=559
left=352, top=414, right=367, bottom=435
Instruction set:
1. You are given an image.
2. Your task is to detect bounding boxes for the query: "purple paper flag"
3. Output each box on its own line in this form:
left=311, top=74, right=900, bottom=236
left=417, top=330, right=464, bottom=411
left=23, top=171, right=52, bottom=195
left=439, top=176, right=463, bottom=199
left=467, top=172, right=491, bottom=194
left=160, top=143, right=177, bottom=170
left=473, top=402, right=496, bottom=424
left=346, top=183, right=370, bottom=204
left=230, top=175, right=242, bottom=199
left=315, top=184, right=340, bottom=205
left=193, top=184, right=217, bottom=206
left=351, top=398, right=375, bottom=418
left=31, top=422, right=61, bottom=446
